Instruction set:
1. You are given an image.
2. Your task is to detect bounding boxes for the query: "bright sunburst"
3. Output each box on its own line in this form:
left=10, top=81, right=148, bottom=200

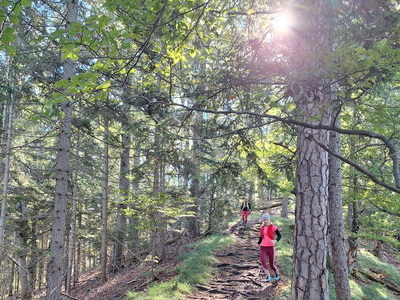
left=271, top=10, right=293, bottom=34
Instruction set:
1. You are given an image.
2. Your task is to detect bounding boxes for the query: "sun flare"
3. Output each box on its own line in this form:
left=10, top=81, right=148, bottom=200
left=271, top=10, right=293, bottom=33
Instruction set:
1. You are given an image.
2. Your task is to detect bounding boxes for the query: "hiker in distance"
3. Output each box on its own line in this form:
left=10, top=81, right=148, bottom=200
left=258, top=213, right=281, bottom=282
left=239, top=197, right=251, bottom=226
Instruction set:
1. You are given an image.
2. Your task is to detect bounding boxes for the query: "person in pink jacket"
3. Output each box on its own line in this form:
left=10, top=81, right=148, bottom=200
left=258, top=213, right=281, bottom=282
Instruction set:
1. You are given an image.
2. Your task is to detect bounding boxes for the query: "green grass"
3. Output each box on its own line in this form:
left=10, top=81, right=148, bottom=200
left=349, top=249, right=400, bottom=300
left=125, top=234, right=235, bottom=299
left=273, top=215, right=294, bottom=299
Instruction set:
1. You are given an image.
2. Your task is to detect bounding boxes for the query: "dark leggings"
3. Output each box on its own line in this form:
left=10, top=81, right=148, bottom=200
left=260, top=246, right=279, bottom=275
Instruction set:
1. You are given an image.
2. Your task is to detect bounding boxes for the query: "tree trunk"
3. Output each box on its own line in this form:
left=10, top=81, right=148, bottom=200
left=45, top=0, right=77, bottom=298
left=347, top=126, right=360, bottom=275
left=110, top=124, right=130, bottom=272
left=100, top=118, right=109, bottom=282
left=128, top=146, right=140, bottom=252
left=66, top=179, right=78, bottom=293
left=280, top=197, right=288, bottom=218
left=16, top=201, right=32, bottom=299
left=291, top=84, right=331, bottom=300
left=328, top=97, right=351, bottom=300
left=347, top=192, right=359, bottom=275
left=186, top=109, right=201, bottom=238
left=150, top=133, right=166, bottom=262
left=0, top=80, right=14, bottom=258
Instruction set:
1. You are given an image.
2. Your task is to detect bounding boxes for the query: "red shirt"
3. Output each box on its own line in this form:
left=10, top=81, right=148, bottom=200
left=259, top=224, right=278, bottom=247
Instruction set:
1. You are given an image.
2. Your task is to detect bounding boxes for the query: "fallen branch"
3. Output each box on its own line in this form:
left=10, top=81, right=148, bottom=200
left=61, top=292, right=78, bottom=300
left=355, top=268, right=400, bottom=294
left=257, top=202, right=283, bottom=211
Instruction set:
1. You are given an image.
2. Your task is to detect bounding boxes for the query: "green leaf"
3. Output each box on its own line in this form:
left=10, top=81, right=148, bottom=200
left=0, top=1, right=13, bottom=7
left=54, top=79, right=69, bottom=88
left=21, top=0, right=31, bottom=7
left=3, top=27, right=15, bottom=44
left=5, top=45, right=16, bottom=56
left=13, top=2, right=23, bottom=14
left=8, top=14, right=19, bottom=25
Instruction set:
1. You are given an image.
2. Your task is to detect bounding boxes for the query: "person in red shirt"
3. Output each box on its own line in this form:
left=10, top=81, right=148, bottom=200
left=239, top=197, right=251, bottom=226
left=258, top=213, right=281, bottom=282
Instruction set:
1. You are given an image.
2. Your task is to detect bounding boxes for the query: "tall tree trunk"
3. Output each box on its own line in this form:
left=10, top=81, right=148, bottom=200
left=291, top=84, right=331, bottom=300
left=0, top=62, right=14, bottom=257
left=186, top=109, right=201, bottom=238
left=347, top=178, right=360, bottom=275
left=45, top=0, right=77, bottom=298
left=328, top=97, right=351, bottom=300
left=280, top=197, right=288, bottom=218
left=150, top=132, right=166, bottom=262
left=100, top=118, right=109, bottom=282
left=16, top=201, right=32, bottom=299
left=110, top=118, right=130, bottom=272
left=128, top=147, right=140, bottom=252
left=66, top=179, right=78, bottom=293
left=75, top=213, right=82, bottom=282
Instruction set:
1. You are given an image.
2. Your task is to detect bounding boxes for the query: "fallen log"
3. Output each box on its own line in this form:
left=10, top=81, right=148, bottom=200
left=257, top=202, right=283, bottom=211
left=355, top=268, right=400, bottom=295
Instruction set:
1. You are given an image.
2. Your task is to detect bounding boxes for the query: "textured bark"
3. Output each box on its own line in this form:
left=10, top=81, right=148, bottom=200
left=100, top=118, right=109, bottom=282
left=17, top=201, right=32, bottom=298
left=0, top=81, right=14, bottom=257
left=151, top=133, right=166, bottom=262
left=45, top=0, right=77, bottom=298
left=328, top=98, right=351, bottom=300
left=291, top=85, right=331, bottom=300
left=66, top=179, right=78, bottom=293
left=110, top=129, right=130, bottom=272
left=280, top=197, right=289, bottom=218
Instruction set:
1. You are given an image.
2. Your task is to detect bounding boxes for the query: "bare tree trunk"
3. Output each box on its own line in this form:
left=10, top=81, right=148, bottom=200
left=150, top=133, right=166, bottom=262
left=347, top=123, right=360, bottom=275
left=291, top=84, right=331, bottom=300
left=128, top=148, right=140, bottom=252
left=66, top=179, right=78, bottom=293
left=110, top=118, right=130, bottom=272
left=75, top=212, right=82, bottom=282
left=280, top=197, right=288, bottom=218
left=45, top=0, right=77, bottom=298
left=328, top=98, right=351, bottom=300
left=186, top=109, right=201, bottom=238
left=0, top=73, right=14, bottom=257
left=100, top=118, right=109, bottom=282
left=16, top=201, right=32, bottom=299
left=347, top=186, right=359, bottom=275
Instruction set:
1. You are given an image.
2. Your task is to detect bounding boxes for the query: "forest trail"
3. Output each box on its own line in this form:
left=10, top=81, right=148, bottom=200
left=67, top=217, right=287, bottom=300
left=185, top=219, right=286, bottom=300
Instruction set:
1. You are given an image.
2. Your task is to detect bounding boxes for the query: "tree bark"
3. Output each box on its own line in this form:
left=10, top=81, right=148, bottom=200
left=0, top=61, right=14, bottom=257
left=16, top=201, right=32, bottom=299
left=291, top=84, right=331, bottom=300
left=45, top=0, right=77, bottom=298
left=150, top=132, right=167, bottom=262
left=110, top=113, right=130, bottom=271
left=100, top=117, right=109, bottom=282
left=328, top=97, right=351, bottom=300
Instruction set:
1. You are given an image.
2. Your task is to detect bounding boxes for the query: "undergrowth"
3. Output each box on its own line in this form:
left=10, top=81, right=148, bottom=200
left=125, top=234, right=234, bottom=300
left=125, top=215, right=400, bottom=300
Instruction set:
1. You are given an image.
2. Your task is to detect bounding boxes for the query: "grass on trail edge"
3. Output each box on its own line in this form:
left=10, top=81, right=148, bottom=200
left=125, top=234, right=235, bottom=300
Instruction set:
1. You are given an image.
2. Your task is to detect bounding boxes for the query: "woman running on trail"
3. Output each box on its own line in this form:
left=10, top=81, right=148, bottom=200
left=239, top=197, right=251, bottom=226
left=258, top=213, right=281, bottom=282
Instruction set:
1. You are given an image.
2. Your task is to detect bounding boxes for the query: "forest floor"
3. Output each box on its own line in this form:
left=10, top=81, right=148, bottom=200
left=68, top=217, right=284, bottom=300
left=184, top=220, right=286, bottom=300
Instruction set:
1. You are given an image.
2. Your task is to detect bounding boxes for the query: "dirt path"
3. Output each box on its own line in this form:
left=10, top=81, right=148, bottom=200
left=185, top=220, right=285, bottom=300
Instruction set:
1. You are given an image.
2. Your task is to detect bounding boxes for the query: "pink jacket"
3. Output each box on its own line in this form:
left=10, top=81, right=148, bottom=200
left=259, top=224, right=278, bottom=247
